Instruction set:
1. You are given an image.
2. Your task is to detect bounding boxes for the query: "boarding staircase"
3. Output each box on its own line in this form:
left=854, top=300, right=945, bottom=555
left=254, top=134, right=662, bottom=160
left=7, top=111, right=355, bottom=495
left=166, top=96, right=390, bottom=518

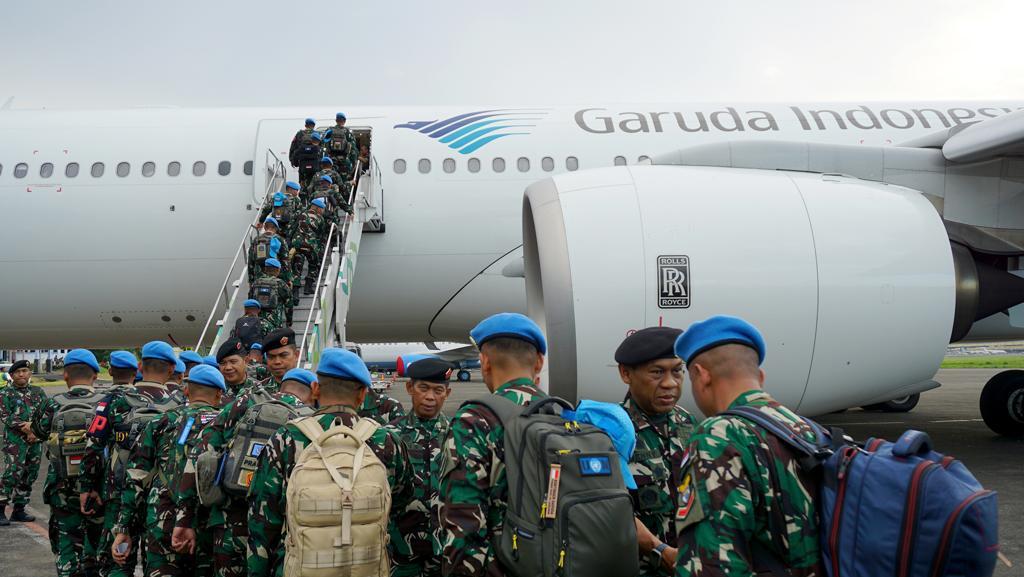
left=196, top=148, right=383, bottom=370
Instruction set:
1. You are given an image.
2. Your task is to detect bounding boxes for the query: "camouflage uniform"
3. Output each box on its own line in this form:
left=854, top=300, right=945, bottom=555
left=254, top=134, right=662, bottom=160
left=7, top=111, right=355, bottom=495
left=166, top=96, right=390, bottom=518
left=290, top=208, right=327, bottom=290
left=31, top=385, right=105, bottom=577
left=247, top=232, right=290, bottom=285
left=358, top=389, right=406, bottom=426
left=247, top=405, right=414, bottom=577
left=246, top=362, right=271, bottom=383
left=116, top=401, right=220, bottom=577
left=387, top=411, right=450, bottom=577
left=621, top=394, right=696, bottom=577
left=249, top=273, right=290, bottom=330
left=674, top=390, right=824, bottom=577
left=438, top=378, right=546, bottom=576
left=325, top=126, right=356, bottom=177
left=0, top=381, right=46, bottom=508
left=175, top=389, right=308, bottom=577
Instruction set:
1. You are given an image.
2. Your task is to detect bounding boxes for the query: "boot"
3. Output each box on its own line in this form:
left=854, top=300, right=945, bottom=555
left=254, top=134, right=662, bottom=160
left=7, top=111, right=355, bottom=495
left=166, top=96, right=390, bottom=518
left=10, top=505, right=33, bottom=523
left=303, top=277, right=316, bottom=295
left=0, top=506, right=9, bottom=526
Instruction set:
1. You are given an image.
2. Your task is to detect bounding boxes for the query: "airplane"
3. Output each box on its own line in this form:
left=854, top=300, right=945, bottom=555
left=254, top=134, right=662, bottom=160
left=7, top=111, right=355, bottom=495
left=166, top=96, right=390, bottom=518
left=349, top=341, right=479, bottom=381
left=3, top=101, right=1024, bottom=436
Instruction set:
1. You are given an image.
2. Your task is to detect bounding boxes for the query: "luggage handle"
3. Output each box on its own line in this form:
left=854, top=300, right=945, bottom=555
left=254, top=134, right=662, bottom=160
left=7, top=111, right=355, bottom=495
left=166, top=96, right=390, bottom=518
left=892, top=430, right=932, bottom=458
left=522, top=396, right=574, bottom=418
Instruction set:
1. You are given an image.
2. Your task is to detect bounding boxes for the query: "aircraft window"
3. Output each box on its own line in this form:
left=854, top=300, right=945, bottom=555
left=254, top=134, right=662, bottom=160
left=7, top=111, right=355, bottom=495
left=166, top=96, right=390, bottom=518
left=244, top=160, right=253, bottom=176
left=193, top=161, right=206, bottom=176
left=517, top=157, right=530, bottom=172
left=65, top=163, right=79, bottom=178
left=614, top=156, right=627, bottom=166
left=168, top=161, right=181, bottom=176
left=442, top=158, right=456, bottom=173
left=566, top=156, right=579, bottom=171
left=14, top=163, right=28, bottom=178
left=116, top=162, right=130, bottom=177
left=91, top=162, right=105, bottom=177
left=638, top=155, right=650, bottom=163
left=142, top=162, right=156, bottom=177
left=541, top=157, right=554, bottom=172
left=492, top=158, right=506, bottom=173
left=418, top=159, right=431, bottom=174
left=218, top=161, right=231, bottom=176
left=468, top=158, right=481, bottom=173
left=393, top=159, right=406, bottom=174
left=40, top=162, right=54, bottom=178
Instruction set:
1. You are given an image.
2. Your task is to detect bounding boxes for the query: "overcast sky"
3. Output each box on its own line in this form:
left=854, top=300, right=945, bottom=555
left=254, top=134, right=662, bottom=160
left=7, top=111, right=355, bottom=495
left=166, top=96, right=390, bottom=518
left=3, top=0, right=1021, bottom=109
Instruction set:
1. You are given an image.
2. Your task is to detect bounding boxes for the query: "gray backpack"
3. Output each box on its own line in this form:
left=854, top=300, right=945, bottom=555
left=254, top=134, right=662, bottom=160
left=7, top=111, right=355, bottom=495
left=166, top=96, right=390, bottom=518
left=464, top=395, right=638, bottom=577
left=109, top=390, right=181, bottom=489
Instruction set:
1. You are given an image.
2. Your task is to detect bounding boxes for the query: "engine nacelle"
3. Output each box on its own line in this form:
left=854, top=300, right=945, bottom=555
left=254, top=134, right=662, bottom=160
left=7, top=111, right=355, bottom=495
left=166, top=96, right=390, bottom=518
left=523, top=166, right=955, bottom=415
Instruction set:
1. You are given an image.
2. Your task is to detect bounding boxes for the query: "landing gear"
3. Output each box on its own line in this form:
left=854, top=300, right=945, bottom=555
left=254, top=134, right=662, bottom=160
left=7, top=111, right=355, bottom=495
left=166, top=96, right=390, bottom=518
left=980, top=370, right=1024, bottom=437
left=457, top=369, right=471, bottom=382
left=862, top=394, right=921, bottom=413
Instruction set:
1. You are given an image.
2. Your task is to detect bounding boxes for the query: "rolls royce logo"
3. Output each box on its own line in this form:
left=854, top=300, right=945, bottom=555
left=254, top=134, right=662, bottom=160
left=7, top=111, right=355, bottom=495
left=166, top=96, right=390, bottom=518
left=658, top=255, right=690, bottom=309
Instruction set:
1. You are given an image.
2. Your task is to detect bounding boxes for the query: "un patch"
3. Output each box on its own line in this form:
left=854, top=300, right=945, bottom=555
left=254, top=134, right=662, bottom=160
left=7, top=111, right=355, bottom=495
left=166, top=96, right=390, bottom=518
left=657, top=255, right=690, bottom=309
left=578, top=455, right=611, bottom=476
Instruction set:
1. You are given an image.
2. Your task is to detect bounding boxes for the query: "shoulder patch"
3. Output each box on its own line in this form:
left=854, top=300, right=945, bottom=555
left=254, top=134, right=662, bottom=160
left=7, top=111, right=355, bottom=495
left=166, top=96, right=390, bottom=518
left=675, top=468, right=705, bottom=530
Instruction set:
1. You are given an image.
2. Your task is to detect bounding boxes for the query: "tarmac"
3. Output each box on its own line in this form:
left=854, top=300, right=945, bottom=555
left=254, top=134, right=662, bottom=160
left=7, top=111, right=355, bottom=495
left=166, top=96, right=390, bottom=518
left=1, top=368, right=1021, bottom=576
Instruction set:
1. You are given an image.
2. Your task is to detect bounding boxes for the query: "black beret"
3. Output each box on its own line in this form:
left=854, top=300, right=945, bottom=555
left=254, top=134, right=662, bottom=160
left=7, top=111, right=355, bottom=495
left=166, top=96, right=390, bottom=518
left=407, top=358, right=456, bottom=384
left=261, top=328, right=296, bottom=353
left=8, top=360, right=31, bottom=373
left=216, top=337, right=246, bottom=363
left=614, top=326, right=683, bottom=366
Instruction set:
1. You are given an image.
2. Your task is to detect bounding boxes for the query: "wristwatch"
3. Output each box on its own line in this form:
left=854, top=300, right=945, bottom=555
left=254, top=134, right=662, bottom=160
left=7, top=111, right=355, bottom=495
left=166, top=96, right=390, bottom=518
left=649, top=542, right=669, bottom=566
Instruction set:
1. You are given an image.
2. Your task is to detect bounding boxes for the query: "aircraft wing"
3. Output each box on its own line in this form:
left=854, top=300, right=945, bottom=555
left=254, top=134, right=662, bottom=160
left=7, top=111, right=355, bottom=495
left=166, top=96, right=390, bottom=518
left=899, top=108, right=1024, bottom=163
left=430, top=344, right=478, bottom=363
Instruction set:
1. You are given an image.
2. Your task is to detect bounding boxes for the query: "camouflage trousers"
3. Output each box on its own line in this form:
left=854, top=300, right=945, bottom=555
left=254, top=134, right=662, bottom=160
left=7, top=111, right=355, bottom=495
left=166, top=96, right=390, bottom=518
left=391, top=558, right=441, bottom=577
left=48, top=503, right=103, bottom=577
left=258, top=310, right=285, bottom=332
left=144, top=489, right=213, bottom=577
left=96, top=498, right=144, bottom=577
left=0, top=432, right=42, bottom=505
left=210, top=502, right=248, bottom=577
left=291, top=246, right=323, bottom=284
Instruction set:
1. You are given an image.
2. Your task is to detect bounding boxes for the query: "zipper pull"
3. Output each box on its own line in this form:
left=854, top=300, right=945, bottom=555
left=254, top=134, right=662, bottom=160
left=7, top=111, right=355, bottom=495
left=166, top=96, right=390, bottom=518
left=512, top=532, right=520, bottom=560
left=558, top=546, right=567, bottom=572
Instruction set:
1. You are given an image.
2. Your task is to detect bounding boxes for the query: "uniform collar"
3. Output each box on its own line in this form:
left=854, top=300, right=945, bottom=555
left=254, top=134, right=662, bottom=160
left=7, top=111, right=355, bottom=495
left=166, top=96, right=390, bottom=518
left=494, top=377, right=537, bottom=395
left=623, top=394, right=684, bottom=430
left=407, top=411, right=446, bottom=428
left=727, top=389, right=773, bottom=410
left=316, top=403, right=359, bottom=416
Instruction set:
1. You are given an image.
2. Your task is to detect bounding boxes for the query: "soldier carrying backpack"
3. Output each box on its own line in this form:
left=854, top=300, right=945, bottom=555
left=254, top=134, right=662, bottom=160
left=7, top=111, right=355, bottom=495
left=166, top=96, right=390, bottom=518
left=297, top=131, right=323, bottom=187
left=246, top=348, right=413, bottom=577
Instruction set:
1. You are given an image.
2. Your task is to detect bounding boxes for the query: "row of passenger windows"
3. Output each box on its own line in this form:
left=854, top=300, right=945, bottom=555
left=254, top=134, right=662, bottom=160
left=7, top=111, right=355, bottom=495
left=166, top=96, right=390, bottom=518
left=392, top=155, right=651, bottom=175
left=0, top=160, right=254, bottom=179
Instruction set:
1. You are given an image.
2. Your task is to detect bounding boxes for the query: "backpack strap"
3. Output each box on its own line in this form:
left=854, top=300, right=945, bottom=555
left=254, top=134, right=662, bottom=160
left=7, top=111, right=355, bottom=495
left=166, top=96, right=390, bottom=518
left=458, top=394, right=522, bottom=427
left=721, top=406, right=832, bottom=471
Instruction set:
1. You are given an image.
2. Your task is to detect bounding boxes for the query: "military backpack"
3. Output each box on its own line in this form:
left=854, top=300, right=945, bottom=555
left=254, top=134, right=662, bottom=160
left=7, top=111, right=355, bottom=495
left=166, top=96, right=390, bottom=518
left=109, top=390, right=182, bottom=489
left=47, top=389, right=108, bottom=479
left=464, top=395, right=638, bottom=577
left=233, top=315, right=264, bottom=349
left=251, top=278, right=279, bottom=310
left=253, top=234, right=280, bottom=263
left=328, top=127, right=352, bottom=156
left=284, top=417, right=391, bottom=577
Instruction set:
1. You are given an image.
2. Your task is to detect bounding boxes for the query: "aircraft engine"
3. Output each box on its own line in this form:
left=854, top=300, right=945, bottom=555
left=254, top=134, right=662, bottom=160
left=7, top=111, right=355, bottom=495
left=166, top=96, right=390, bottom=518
left=522, top=165, right=957, bottom=416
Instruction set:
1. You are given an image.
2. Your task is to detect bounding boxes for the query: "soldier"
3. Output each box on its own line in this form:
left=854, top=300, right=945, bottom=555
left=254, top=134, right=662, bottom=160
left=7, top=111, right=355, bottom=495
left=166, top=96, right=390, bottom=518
left=245, top=343, right=271, bottom=382
left=281, top=180, right=304, bottom=225
left=0, top=359, right=46, bottom=525
left=666, top=316, right=824, bottom=577
left=231, top=300, right=273, bottom=351
left=174, top=368, right=315, bottom=577
left=290, top=198, right=328, bottom=295
left=168, top=359, right=188, bottom=406
left=247, top=217, right=289, bottom=284
left=111, top=365, right=225, bottom=577
left=108, top=351, right=138, bottom=386
left=216, top=337, right=261, bottom=399
left=248, top=258, right=290, bottom=329
left=288, top=118, right=316, bottom=169
left=247, top=347, right=413, bottom=577
left=613, top=327, right=697, bottom=576
left=386, top=357, right=455, bottom=577
left=358, top=378, right=405, bottom=426
left=80, top=342, right=179, bottom=577
left=180, top=352, right=204, bottom=377
left=297, top=131, right=324, bottom=188
left=258, top=328, right=299, bottom=393
left=438, top=313, right=548, bottom=576
left=326, top=112, right=358, bottom=179
left=31, top=349, right=106, bottom=577
left=312, top=156, right=343, bottom=204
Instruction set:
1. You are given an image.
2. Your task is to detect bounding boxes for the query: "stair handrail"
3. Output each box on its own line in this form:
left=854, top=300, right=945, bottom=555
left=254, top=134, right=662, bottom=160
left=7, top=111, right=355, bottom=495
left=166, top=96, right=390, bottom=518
left=195, top=148, right=286, bottom=352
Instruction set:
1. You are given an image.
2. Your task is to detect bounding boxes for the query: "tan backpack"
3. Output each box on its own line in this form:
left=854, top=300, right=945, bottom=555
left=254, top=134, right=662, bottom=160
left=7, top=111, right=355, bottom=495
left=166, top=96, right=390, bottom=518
left=285, top=416, right=391, bottom=577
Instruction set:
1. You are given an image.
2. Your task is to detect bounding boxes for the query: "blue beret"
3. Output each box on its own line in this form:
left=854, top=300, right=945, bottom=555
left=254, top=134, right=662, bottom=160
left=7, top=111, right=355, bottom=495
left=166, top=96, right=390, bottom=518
left=250, top=342, right=263, bottom=351
left=243, top=299, right=261, bottom=309
left=470, top=313, right=547, bottom=355
left=316, top=347, right=372, bottom=388
left=264, top=258, right=281, bottom=269
left=141, top=341, right=177, bottom=364
left=174, top=358, right=186, bottom=374
left=305, top=117, right=315, bottom=125
left=674, top=315, right=766, bottom=365
left=319, top=175, right=333, bottom=184
left=285, top=181, right=300, bottom=191
left=202, top=355, right=219, bottom=368
left=187, top=364, right=226, bottom=391
left=180, top=351, right=203, bottom=365
left=264, top=216, right=280, bottom=228
left=109, top=350, right=139, bottom=370
left=65, top=349, right=100, bottom=373
left=272, top=192, right=285, bottom=207
left=311, top=198, right=327, bottom=209
left=320, top=156, right=333, bottom=164
left=336, top=112, right=346, bottom=120
left=282, top=368, right=317, bottom=388
left=311, top=131, right=322, bottom=141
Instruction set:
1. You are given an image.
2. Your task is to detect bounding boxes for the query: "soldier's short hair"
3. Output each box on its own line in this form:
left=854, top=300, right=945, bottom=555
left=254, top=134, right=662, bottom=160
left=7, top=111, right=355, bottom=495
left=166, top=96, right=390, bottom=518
left=141, top=358, right=173, bottom=374
left=481, top=337, right=539, bottom=369
left=65, top=363, right=96, bottom=381
left=109, top=367, right=136, bottom=382
left=317, top=374, right=364, bottom=399
left=690, top=344, right=760, bottom=380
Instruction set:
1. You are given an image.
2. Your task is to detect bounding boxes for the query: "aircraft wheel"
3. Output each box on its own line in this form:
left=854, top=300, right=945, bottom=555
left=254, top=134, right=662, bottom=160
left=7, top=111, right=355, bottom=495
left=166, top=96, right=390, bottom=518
left=980, top=370, right=1024, bottom=437
left=457, top=369, right=471, bottom=382
left=862, top=394, right=920, bottom=413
